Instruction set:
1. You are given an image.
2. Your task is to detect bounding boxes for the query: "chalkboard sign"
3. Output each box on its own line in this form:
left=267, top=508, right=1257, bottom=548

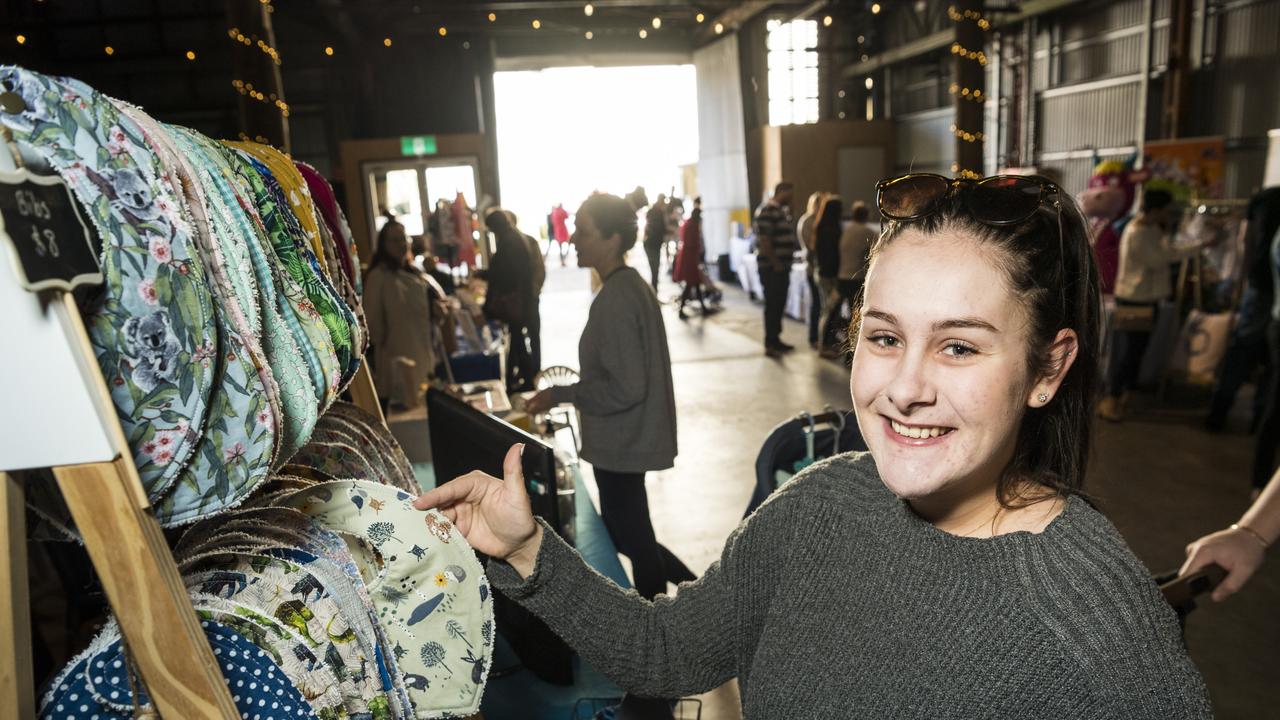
left=0, top=167, right=101, bottom=292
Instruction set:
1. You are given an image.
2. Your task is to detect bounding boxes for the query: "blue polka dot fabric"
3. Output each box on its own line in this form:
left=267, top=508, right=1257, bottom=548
left=40, top=620, right=319, bottom=720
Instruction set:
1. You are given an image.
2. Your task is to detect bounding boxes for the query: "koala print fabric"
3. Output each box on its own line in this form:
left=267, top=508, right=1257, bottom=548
left=104, top=105, right=280, bottom=527
left=281, top=481, right=494, bottom=719
left=0, top=66, right=216, bottom=498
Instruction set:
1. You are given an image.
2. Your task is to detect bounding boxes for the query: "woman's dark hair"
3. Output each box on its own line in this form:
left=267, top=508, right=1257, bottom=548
left=369, top=220, right=413, bottom=272
left=851, top=201, right=870, bottom=223
left=817, top=196, right=844, bottom=236
left=856, top=182, right=1102, bottom=508
left=1141, top=188, right=1174, bottom=212
left=579, top=193, right=639, bottom=254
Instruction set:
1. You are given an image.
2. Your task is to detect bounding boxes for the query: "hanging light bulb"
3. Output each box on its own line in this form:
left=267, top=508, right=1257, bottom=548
left=438, top=26, right=447, bottom=37
left=652, top=17, right=661, bottom=29
left=584, top=3, right=594, bottom=17
left=585, top=31, right=594, bottom=39
left=532, top=19, right=541, bottom=29
left=871, top=3, right=882, bottom=14
left=639, top=28, right=648, bottom=39
left=104, top=45, right=114, bottom=55
left=865, top=77, right=874, bottom=89
left=324, top=46, right=334, bottom=56
left=823, top=15, right=833, bottom=27
left=15, top=34, right=25, bottom=45
left=714, top=22, right=724, bottom=34
left=185, top=50, right=196, bottom=60
left=383, top=37, right=392, bottom=47
left=488, top=12, right=496, bottom=22
left=696, top=12, right=705, bottom=23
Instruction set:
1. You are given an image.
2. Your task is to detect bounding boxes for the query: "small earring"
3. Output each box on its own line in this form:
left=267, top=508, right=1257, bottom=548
left=1038, top=393, right=1049, bottom=404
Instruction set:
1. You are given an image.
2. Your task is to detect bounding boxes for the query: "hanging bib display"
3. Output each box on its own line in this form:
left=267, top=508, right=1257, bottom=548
left=280, top=480, right=494, bottom=719
left=0, top=66, right=217, bottom=498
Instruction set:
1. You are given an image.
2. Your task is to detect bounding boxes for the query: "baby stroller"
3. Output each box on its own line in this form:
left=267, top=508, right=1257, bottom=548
left=744, top=408, right=866, bottom=517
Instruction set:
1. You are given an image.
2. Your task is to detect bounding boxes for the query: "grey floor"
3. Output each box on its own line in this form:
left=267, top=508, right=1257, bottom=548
left=501, top=251, right=1279, bottom=719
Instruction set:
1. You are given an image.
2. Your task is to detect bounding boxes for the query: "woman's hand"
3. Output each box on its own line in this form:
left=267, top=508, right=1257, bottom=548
left=525, top=388, right=561, bottom=415
left=1180, top=527, right=1267, bottom=602
left=413, top=444, right=544, bottom=577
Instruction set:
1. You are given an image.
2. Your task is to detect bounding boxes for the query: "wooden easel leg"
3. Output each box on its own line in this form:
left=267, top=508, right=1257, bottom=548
left=349, top=361, right=388, bottom=427
left=0, top=471, right=35, bottom=720
left=53, top=457, right=237, bottom=719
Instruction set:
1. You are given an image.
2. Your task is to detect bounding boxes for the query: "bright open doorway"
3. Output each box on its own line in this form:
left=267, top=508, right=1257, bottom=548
left=493, top=65, right=699, bottom=250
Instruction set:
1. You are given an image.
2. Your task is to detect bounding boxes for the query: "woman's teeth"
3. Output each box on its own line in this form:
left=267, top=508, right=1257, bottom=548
left=890, top=419, right=952, bottom=439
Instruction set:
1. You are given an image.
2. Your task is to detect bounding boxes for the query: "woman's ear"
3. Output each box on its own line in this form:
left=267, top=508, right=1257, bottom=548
left=1027, top=329, right=1078, bottom=408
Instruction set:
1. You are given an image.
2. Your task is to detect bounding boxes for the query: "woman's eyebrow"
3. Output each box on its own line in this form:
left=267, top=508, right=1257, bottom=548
left=932, top=317, right=1000, bottom=333
left=863, top=309, right=998, bottom=334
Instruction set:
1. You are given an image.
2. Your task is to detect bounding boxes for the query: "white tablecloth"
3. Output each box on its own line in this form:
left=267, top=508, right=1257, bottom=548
left=738, top=253, right=810, bottom=322
left=785, top=263, right=810, bottom=323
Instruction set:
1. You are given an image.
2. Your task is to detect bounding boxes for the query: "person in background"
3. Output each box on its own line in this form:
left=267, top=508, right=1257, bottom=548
left=814, top=195, right=844, bottom=356
left=643, top=193, right=668, bottom=291
left=363, top=219, right=436, bottom=410
left=1250, top=225, right=1280, bottom=498
left=822, top=200, right=877, bottom=358
left=1182, top=464, right=1276, bottom=601
left=1099, top=189, right=1210, bottom=421
left=665, top=196, right=684, bottom=278
left=753, top=181, right=799, bottom=358
left=1206, top=187, right=1280, bottom=432
left=550, top=202, right=571, bottom=267
left=508, top=209, right=546, bottom=374
left=797, top=191, right=826, bottom=348
left=674, top=204, right=711, bottom=319
left=482, top=208, right=537, bottom=392
left=524, top=193, right=695, bottom=600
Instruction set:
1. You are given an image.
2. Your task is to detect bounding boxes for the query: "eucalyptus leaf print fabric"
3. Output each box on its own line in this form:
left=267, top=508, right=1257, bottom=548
left=281, top=481, right=493, bottom=719
left=0, top=66, right=215, bottom=497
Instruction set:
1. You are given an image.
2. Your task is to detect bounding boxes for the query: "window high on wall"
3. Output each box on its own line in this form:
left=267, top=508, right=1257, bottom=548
left=767, top=19, right=819, bottom=126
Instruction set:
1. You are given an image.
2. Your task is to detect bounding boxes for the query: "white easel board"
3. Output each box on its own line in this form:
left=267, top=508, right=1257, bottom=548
left=0, top=237, right=118, bottom=471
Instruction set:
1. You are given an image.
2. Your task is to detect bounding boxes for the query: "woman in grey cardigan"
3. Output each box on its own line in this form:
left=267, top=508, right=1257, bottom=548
left=417, top=176, right=1212, bottom=717
left=525, top=193, right=695, bottom=599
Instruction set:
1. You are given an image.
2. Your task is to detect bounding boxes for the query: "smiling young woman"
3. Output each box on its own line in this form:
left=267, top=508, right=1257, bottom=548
left=415, top=176, right=1212, bottom=718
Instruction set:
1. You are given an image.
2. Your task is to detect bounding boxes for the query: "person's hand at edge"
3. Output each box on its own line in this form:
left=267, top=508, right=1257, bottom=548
left=413, top=443, right=545, bottom=578
left=1180, top=527, right=1266, bottom=602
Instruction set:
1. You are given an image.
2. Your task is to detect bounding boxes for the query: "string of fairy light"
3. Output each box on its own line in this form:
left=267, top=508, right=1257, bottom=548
left=948, top=4, right=990, bottom=179
left=10, top=3, right=726, bottom=121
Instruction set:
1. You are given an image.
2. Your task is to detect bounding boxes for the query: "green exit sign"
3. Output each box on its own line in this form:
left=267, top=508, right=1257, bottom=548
left=401, top=135, right=438, bottom=156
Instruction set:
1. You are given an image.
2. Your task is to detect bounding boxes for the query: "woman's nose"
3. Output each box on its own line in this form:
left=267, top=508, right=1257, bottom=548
left=884, top=353, right=935, bottom=413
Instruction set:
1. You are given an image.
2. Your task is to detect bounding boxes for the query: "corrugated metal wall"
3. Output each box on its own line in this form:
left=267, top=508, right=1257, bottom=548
left=885, top=0, right=1280, bottom=197
left=1193, top=0, right=1280, bottom=196
left=896, top=107, right=955, bottom=174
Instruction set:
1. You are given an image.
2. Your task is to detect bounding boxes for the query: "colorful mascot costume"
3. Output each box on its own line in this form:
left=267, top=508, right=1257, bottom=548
left=1078, top=156, right=1147, bottom=295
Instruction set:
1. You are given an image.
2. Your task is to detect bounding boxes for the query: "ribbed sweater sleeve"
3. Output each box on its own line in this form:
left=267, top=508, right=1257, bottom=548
left=1017, top=515, right=1214, bottom=719
left=486, top=517, right=742, bottom=698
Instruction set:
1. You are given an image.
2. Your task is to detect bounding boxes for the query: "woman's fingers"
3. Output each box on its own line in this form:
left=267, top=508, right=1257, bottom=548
left=503, top=444, right=526, bottom=494
left=412, top=471, right=492, bottom=511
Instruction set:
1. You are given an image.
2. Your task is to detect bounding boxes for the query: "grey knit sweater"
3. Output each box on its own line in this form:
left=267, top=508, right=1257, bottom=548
left=559, top=266, right=677, bottom=473
left=488, top=452, right=1213, bottom=718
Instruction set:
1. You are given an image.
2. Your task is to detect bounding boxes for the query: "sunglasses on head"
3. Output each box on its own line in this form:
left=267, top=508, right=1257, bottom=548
left=876, top=173, right=1062, bottom=225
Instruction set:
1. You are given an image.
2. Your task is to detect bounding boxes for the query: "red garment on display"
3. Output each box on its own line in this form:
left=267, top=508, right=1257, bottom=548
left=452, top=192, right=477, bottom=267
left=673, top=218, right=703, bottom=285
left=551, top=204, right=571, bottom=244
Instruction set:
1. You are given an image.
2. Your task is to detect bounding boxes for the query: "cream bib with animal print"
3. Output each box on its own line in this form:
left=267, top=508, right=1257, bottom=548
left=280, top=480, right=493, bottom=719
